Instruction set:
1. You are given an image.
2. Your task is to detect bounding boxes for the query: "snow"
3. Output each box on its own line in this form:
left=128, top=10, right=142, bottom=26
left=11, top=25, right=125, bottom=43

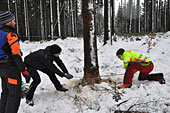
left=1, top=32, right=170, bottom=113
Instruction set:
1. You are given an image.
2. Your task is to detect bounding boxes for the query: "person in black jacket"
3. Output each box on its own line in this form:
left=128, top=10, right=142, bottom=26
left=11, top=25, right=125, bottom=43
left=0, top=11, right=30, bottom=113
left=24, top=44, right=73, bottom=106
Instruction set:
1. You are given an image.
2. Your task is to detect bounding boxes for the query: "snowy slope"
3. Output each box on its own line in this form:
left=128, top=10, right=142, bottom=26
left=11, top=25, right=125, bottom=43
left=1, top=32, right=170, bottom=113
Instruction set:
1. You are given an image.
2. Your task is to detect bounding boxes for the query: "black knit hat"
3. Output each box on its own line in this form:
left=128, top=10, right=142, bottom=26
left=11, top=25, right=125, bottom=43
left=116, top=48, right=125, bottom=55
left=50, top=44, right=62, bottom=54
left=0, top=11, right=15, bottom=24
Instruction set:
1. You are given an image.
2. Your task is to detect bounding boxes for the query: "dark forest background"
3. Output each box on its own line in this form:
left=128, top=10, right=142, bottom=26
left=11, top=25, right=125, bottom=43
left=0, top=0, right=170, bottom=41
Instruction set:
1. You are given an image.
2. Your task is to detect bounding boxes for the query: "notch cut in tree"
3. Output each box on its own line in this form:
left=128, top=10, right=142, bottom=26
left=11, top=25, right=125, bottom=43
left=82, top=0, right=101, bottom=84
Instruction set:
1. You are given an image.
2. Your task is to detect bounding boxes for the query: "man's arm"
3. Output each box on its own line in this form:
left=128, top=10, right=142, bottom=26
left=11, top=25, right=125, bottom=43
left=54, top=56, right=68, bottom=74
left=123, top=53, right=132, bottom=69
left=40, top=55, right=66, bottom=77
left=7, top=32, right=25, bottom=72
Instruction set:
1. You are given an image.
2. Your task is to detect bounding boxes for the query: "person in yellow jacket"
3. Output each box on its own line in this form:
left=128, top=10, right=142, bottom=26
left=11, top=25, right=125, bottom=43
left=116, top=48, right=165, bottom=89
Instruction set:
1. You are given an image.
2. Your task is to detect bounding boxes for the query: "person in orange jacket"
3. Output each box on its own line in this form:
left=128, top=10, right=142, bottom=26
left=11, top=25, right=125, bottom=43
left=116, top=48, right=165, bottom=89
left=0, top=11, right=31, bottom=113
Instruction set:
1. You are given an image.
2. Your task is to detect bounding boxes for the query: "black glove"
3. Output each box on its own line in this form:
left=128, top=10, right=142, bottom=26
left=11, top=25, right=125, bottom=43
left=65, top=73, right=73, bottom=79
left=22, top=70, right=31, bottom=83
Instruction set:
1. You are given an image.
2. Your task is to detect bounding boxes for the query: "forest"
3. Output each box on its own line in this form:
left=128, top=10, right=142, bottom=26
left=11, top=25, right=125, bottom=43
left=0, top=0, right=170, bottom=41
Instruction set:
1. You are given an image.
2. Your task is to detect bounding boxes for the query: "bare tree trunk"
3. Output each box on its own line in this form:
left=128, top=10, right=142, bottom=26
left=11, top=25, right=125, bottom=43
left=108, top=0, right=111, bottom=39
left=136, top=0, right=140, bottom=33
left=151, top=0, right=155, bottom=32
left=60, top=0, right=66, bottom=38
left=50, top=0, right=54, bottom=39
left=40, top=0, right=45, bottom=40
left=57, top=0, right=61, bottom=37
left=121, top=0, right=123, bottom=33
left=24, top=0, right=30, bottom=40
left=71, top=0, right=75, bottom=36
left=167, top=0, right=170, bottom=30
left=164, top=0, right=167, bottom=31
left=82, top=0, right=100, bottom=84
left=74, top=0, right=78, bottom=36
left=104, top=0, right=108, bottom=45
left=158, top=0, right=161, bottom=31
left=129, top=0, right=133, bottom=33
left=144, top=0, right=147, bottom=32
left=8, top=0, right=10, bottom=11
left=14, top=0, right=19, bottom=35
left=111, top=0, right=115, bottom=45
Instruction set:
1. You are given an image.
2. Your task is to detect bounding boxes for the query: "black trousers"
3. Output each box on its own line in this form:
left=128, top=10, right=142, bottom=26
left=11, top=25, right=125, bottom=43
left=26, top=66, right=62, bottom=101
left=0, top=62, right=21, bottom=113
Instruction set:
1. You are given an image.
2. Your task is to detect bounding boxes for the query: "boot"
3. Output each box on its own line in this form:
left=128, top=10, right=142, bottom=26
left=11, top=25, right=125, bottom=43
left=26, top=99, right=34, bottom=106
left=118, top=84, right=132, bottom=89
left=157, top=73, right=165, bottom=84
left=57, top=86, right=68, bottom=92
left=147, top=73, right=165, bottom=84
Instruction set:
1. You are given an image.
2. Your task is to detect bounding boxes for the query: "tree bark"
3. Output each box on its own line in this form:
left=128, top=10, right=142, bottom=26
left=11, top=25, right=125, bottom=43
left=40, top=0, right=45, bottom=40
left=24, top=0, right=30, bottom=40
left=104, top=0, right=108, bottom=45
left=82, top=0, right=101, bottom=84
left=50, top=0, right=54, bottom=39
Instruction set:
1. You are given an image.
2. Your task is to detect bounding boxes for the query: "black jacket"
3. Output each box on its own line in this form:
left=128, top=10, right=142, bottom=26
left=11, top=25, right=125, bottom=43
left=24, top=46, right=68, bottom=77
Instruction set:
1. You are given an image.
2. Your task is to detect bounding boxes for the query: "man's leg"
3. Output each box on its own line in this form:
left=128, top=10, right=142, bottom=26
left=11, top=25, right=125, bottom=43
left=119, top=63, right=153, bottom=88
left=26, top=67, right=41, bottom=101
left=138, top=64, right=154, bottom=81
left=5, top=64, right=22, bottom=113
left=40, top=68, right=63, bottom=90
left=0, top=77, right=9, bottom=113
left=123, top=63, right=140, bottom=85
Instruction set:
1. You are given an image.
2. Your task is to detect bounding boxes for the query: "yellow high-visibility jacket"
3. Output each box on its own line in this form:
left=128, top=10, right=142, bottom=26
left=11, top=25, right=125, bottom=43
left=120, top=50, right=152, bottom=69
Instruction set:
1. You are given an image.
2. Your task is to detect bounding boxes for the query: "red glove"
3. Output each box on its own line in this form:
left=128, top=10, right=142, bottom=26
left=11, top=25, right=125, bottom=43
left=22, top=70, right=31, bottom=83
left=22, top=70, right=30, bottom=75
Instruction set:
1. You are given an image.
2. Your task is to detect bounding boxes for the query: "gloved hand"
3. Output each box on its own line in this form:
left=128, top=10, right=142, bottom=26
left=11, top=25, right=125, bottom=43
left=65, top=73, right=73, bottom=79
left=22, top=70, right=31, bottom=83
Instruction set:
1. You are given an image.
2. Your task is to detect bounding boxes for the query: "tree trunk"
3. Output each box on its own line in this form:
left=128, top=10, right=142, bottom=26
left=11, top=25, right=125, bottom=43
left=128, top=0, right=133, bottom=33
left=24, top=0, right=30, bottom=40
left=40, top=0, right=45, bottom=40
left=151, top=0, right=155, bottom=32
left=136, top=0, right=140, bottom=33
left=104, top=0, right=108, bottom=45
left=60, top=0, right=66, bottom=38
left=50, top=0, right=54, bottom=39
left=82, top=0, right=101, bottom=84
left=167, top=0, right=170, bottom=30
left=164, top=0, right=167, bottom=31
left=71, top=0, right=75, bottom=36
left=144, top=0, right=147, bottom=32
left=14, top=0, right=19, bottom=35
left=111, top=0, right=115, bottom=45
left=57, top=0, right=61, bottom=37
left=8, top=0, right=10, bottom=11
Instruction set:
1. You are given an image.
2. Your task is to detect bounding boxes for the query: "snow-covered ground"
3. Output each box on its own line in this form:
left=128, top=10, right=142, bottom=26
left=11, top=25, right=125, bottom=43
left=1, top=32, right=170, bottom=113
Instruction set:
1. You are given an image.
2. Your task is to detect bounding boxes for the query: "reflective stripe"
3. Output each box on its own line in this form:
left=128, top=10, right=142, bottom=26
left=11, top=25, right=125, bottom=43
left=142, top=57, right=148, bottom=63
left=129, top=58, right=132, bottom=62
left=136, top=55, right=142, bottom=62
left=124, top=62, right=129, bottom=64
left=9, top=39, right=18, bottom=46
left=8, top=78, right=17, bottom=85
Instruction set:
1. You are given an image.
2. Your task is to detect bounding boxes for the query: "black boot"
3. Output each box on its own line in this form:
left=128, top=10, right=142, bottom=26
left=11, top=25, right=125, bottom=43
left=157, top=73, right=166, bottom=84
left=57, top=86, right=68, bottom=92
left=147, top=73, right=165, bottom=84
left=26, top=99, right=34, bottom=106
left=25, top=92, right=34, bottom=106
